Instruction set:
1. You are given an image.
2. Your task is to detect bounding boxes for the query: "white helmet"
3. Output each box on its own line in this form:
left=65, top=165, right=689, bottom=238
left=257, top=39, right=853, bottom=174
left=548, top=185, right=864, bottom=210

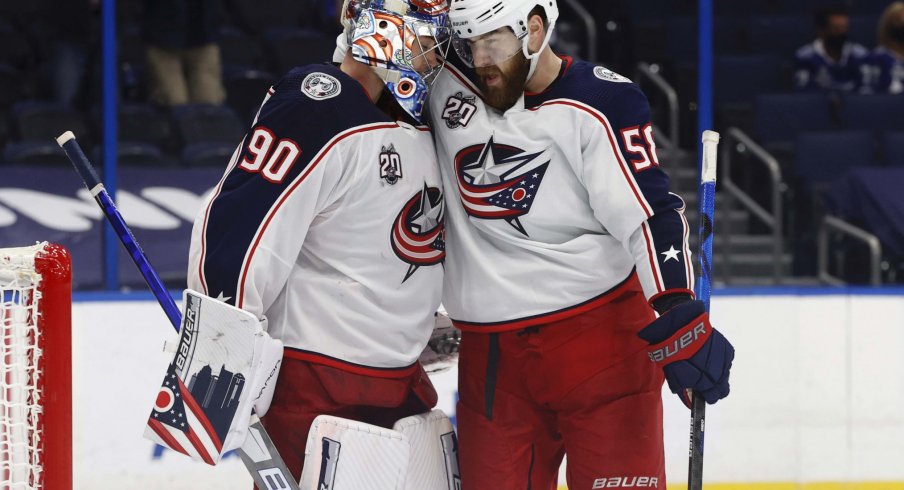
left=449, top=0, right=558, bottom=79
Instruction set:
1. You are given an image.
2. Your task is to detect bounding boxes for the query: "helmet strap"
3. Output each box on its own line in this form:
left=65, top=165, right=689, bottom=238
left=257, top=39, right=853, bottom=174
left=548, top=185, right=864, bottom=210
left=371, top=65, right=402, bottom=84
left=523, top=20, right=555, bottom=82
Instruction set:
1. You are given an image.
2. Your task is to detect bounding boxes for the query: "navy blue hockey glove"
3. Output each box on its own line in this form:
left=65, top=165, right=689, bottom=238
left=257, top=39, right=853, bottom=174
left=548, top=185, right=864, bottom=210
left=638, top=300, right=734, bottom=408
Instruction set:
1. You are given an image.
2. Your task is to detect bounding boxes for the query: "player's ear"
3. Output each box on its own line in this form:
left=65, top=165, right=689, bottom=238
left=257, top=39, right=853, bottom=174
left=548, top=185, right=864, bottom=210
left=526, top=13, right=546, bottom=54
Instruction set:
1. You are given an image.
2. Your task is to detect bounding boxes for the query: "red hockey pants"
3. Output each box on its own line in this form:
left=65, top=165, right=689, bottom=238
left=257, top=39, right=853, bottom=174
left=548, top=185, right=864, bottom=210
left=456, top=278, right=666, bottom=490
left=259, top=358, right=438, bottom=483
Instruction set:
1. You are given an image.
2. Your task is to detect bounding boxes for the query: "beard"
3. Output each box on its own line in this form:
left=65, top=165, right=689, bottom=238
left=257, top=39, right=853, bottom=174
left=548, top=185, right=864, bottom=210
left=475, top=52, right=531, bottom=112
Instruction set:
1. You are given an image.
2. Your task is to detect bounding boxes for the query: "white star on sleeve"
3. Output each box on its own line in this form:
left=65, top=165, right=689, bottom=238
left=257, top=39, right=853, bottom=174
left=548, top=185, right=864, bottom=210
left=661, top=245, right=681, bottom=263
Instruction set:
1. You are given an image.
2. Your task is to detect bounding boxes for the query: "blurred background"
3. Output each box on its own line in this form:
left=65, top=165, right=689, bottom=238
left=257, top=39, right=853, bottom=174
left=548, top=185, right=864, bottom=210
left=2, top=2, right=904, bottom=489
left=0, top=0, right=902, bottom=291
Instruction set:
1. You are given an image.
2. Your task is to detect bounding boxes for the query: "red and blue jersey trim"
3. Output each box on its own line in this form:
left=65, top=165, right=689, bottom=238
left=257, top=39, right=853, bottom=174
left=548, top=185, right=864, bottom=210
left=451, top=271, right=640, bottom=333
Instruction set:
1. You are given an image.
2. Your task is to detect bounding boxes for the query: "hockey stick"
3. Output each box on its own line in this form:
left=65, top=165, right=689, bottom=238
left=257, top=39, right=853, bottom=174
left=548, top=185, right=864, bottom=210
left=56, top=131, right=300, bottom=490
left=688, top=130, right=720, bottom=490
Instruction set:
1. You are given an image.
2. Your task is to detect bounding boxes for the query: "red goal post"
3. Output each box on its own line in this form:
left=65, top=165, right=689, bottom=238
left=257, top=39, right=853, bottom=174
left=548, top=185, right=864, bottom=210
left=0, top=243, right=72, bottom=489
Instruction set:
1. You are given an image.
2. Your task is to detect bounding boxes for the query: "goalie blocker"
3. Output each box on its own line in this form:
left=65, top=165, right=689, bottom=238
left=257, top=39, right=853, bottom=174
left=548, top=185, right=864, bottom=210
left=145, top=291, right=461, bottom=489
left=144, top=290, right=284, bottom=465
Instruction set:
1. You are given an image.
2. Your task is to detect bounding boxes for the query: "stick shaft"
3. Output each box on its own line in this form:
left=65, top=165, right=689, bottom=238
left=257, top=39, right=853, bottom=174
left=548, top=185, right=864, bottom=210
left=688, top=130, right=720, bottom=490
left=58, top=132, right=300, bottom=490
left=57, top=132, right=182, bottom=330
left=696, top=180, right=717, bottom=307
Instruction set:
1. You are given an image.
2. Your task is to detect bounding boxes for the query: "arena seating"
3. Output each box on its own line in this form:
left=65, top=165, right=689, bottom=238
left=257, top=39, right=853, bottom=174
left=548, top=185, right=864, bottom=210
left=0, top=0, right=901, bottom=285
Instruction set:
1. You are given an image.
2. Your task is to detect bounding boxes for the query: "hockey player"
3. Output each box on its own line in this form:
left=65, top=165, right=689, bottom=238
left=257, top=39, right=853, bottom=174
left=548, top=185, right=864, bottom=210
left=186, top=0, right=456, bottom=484
left=426, top=0, right=736, bottom=488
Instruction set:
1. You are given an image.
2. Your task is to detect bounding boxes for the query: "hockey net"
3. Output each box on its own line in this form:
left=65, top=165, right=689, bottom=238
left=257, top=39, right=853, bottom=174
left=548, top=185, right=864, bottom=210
left=0, top=243, right=71, bottom=489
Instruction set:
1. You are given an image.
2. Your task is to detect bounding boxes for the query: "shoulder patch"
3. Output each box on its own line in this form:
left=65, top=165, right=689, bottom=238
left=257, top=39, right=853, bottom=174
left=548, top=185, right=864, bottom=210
left=594, top=66, right=632, bottom=83
left=301, top=72, right=342, bottom=100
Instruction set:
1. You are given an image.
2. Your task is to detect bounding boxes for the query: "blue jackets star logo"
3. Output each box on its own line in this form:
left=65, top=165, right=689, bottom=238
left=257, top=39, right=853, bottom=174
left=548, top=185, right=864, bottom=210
left=390, top=183, right=445, bottom=282
left=454, top=136, right=550, bottom=236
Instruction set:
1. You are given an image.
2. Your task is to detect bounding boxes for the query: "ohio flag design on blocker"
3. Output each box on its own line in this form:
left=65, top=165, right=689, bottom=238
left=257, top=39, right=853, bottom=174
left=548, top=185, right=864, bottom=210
left=455, top=136, right=550, bottom=236
left=147, top=362, right=227, bottom=465
left=143, top=291, right=275, bottom=466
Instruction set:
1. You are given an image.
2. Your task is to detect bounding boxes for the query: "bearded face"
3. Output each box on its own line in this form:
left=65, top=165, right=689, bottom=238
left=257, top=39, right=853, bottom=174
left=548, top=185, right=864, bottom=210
left=475, top=50, right=531, bottom=112
left=453, top=26, right=531, bottom=111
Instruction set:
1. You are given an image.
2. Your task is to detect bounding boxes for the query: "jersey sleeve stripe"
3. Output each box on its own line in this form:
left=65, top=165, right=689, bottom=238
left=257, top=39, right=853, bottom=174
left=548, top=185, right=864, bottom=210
left=196, top=138, right=247, bottom=295
left=529, top=99, right=655, bottom=218
left=236, top=122, right=400, bottom=309
left=678, top=206, right=695, bottom=291
left=641, top=221, right=665, bottom=293
left=196, top=187, right=218, bottom=295
left=648, top=288, right=696, bottom=305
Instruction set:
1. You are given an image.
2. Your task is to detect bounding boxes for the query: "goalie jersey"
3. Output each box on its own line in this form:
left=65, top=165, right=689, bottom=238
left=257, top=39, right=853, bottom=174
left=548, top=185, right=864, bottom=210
left=428, top=57, right=694, bottom=331
left=188, top=64, right=445, bottom=375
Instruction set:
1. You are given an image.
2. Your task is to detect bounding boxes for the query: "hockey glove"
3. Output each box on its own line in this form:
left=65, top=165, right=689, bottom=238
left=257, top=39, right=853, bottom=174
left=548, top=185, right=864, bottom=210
left=419, top=311, right=461, bottom=374
left=638, top=300, right=734, bottom=408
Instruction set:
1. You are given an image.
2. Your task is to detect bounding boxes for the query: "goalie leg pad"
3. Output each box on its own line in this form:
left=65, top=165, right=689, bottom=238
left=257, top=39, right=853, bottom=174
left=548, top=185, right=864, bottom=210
left=393, top=410, right=461, bottom=490
left=298, top=415, right=410, bottom=490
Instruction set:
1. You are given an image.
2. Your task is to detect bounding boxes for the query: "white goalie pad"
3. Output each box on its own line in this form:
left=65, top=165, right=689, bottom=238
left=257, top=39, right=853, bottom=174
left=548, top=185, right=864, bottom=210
left=143, top=289, right=284, bottom=465
left=298, top=411, right=460, bottom=490
left=393, top=410, right=461, bottom=490
left=298, top=415, right=410, bottom=490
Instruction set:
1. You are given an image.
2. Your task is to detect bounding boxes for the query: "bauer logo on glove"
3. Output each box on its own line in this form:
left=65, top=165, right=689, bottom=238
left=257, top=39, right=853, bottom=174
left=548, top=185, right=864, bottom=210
left=647, top=319, right=710, bottom=364
left=144, top=290, right=283, bottom=465
left=638, top=300, right=734, bottom=407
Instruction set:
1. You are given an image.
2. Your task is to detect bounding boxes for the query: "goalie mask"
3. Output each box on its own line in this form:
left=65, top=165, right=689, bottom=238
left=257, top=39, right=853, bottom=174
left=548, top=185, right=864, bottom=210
left=449, top=0, right=559, bottom=81
left=342, top=0, right=451, bottom=122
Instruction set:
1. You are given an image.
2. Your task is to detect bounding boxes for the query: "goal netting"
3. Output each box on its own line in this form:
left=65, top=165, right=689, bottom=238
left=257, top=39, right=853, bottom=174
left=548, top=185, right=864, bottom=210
left=0, top=243, right=71, bottom=489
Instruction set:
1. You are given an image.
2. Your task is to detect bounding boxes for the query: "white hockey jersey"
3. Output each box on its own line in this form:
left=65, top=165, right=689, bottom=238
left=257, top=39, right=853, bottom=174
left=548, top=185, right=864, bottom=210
left=428, top=57, right=694, bottom=331
left=188, top=64, right=445, bottom=376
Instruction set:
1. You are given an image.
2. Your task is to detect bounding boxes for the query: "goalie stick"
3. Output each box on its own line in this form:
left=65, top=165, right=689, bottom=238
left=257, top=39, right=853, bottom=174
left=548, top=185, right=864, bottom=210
left=687, top=130, right=720, bottom=490
left=57, top=131, right=301, bottom=490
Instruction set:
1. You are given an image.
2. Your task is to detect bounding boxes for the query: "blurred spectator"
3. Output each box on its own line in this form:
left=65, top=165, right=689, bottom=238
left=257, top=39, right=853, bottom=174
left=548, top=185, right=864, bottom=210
left=142, top=0, right=226, bottom=106
left=864, top=1, right=904, bottom=94
left=793, top=5, right=870, bottom=93
left=40, top=0, right=100, bottom=107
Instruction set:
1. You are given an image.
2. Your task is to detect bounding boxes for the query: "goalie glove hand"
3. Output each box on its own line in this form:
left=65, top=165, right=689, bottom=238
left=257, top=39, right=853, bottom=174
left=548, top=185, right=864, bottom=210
left=419, top=312, right=461, bottom=375
left=638, top=300, right=734, bottom=408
